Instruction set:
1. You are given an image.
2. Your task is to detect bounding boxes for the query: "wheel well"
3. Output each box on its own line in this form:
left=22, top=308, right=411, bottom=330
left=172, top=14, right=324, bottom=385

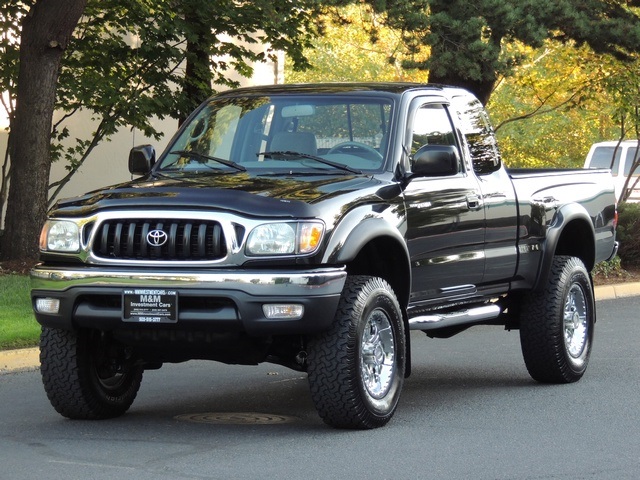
left=345, top=236, right=410, bottom=309
left=553, top=219, right=595, bottom=271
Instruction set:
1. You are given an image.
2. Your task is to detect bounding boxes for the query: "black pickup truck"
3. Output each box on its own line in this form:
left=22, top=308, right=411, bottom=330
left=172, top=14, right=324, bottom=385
left=31, top=83, right=617, bottom=429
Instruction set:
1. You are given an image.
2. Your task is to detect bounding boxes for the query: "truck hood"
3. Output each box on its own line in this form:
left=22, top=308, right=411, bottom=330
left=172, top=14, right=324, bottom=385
left=50, top=172, right=382, bottom=218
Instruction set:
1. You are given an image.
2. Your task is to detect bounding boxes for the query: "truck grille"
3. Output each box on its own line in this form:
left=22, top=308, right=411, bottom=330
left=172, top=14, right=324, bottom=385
left=92, top=219, right=226, bottom=261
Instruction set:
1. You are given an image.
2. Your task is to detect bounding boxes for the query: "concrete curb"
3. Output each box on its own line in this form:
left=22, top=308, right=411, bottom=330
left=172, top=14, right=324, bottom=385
left=2, top=282, right=639, bottom=374
left=0, top=347, right=39, bottom=374
left=593, top=282, right=640, bottom=301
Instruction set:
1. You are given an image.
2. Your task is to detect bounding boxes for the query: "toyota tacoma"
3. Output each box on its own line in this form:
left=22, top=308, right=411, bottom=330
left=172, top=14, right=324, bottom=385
left=31, top=83, right=618, bottom=429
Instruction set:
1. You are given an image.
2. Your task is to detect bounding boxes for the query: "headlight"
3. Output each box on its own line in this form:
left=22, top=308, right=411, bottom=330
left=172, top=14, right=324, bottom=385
left=246, top=222, right=324, bottom=256
left=39, top=220, right=81, bottom=253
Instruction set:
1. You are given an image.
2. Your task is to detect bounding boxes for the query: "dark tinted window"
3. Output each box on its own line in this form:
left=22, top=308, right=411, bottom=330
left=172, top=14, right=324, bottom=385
left=450, top=94, right=501, bottom=175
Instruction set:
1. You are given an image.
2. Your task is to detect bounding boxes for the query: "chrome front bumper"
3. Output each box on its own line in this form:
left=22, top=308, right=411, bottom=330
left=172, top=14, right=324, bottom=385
left=31, top=266, right=347, bottom=335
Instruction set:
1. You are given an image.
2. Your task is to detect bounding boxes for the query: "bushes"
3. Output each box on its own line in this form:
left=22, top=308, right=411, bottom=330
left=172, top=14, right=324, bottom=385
left=593, top=202, right=640, bottom=280
left=616, top=202, right=640, bottom=268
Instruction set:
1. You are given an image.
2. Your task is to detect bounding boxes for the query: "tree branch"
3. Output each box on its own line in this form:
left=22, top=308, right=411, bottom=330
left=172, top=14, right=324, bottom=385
left=494, top=88, right=582, bottom=132
left=47, top=117, right=108, bottom=205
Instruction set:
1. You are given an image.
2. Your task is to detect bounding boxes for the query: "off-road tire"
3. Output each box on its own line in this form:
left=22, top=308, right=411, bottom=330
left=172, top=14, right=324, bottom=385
left=40, top=327, right=143, bottom=419
left=519, top=256, right=595, bottom=383
left=307, top=275, right=406, bottom=429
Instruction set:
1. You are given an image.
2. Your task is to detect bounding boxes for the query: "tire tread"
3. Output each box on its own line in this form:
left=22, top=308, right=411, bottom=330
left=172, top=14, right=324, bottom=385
left=40, top=328, right=142, bottom=419
left=307, top=275, right=405, bottom=429
left=519, top=256, right=594, bottom=384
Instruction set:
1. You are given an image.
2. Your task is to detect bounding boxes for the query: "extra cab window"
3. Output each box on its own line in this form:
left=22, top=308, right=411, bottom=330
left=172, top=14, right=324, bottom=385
left=450, top=94, right=502, bottom=175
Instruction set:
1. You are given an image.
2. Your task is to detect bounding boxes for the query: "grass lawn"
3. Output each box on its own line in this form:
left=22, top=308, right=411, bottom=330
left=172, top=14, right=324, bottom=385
left=0, top=274, right=39, bottom=350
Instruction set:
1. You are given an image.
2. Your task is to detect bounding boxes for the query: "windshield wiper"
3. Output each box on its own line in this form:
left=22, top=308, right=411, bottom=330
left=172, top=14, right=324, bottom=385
left=258, top=151, right=362, bottom=174
left=168, top=150, right=246, bottom=172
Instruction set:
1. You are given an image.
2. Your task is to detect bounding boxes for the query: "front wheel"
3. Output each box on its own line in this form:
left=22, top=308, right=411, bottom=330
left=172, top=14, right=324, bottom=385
left=40, top=328, right=143, bottom=419
left=307, top=276, right=406, bottom=429
left=519, top=256, right=595, bottom=383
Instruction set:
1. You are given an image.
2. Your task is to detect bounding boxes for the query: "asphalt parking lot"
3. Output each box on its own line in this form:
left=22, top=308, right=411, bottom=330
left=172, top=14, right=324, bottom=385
left=2, top=293, right=640, bottom=479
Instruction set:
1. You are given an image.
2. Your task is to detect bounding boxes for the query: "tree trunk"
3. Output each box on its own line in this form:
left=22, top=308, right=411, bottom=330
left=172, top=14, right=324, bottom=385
left=0, top=0, right=87, bottom=262
left=422, top=0, right=503, bottom=106
left=425, top=33, right=500, bottom=106
left=427, top=70, right=496, bottom=107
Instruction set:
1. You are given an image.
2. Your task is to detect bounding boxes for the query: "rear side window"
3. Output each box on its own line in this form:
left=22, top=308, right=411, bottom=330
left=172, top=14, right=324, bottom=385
left=624, top=147, right=639, bottom=176
left=589, top=146, right=622, bottom=174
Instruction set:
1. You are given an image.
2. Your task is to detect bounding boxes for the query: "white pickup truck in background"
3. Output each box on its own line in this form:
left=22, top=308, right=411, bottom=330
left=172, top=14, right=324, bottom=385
left=584, top=140, right=640, bottom=202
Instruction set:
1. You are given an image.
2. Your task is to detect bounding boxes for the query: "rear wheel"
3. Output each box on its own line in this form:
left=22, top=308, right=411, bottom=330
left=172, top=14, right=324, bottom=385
left=519, top=256, right=595, bottom=383
left=40, top=328, right=143, bottom=419
left=307, top=275, right=406, bottom=429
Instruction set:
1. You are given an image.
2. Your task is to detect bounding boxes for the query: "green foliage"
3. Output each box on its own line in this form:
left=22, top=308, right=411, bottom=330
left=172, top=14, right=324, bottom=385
left=592, top=255, right=625, bottom=280
left=0, top=274, right=38, bottom=349
left=286, top=4, right=640, bottom=171
left=0, top=2, right=25, bottom=113
left=372, top=0, right=640, bottom=104
left=285, top=3, right=429, bottom=83
left=170, top=0, right=317, bottom=118
left=47, top=0, right=187, bottom=203
left=616, top=202, right=640, bottom=267
left=488, top=42, right=624, bottom=169
left=2, top=0, right=320, bottom=208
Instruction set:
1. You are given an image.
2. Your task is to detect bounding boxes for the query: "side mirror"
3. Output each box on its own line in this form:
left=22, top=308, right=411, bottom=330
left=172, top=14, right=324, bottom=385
left=129, top=145, right=156, bottom=175
left=412, top=145, right=460, bottom=177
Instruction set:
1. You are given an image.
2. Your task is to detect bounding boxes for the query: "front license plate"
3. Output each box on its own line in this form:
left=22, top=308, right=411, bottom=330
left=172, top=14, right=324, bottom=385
left=122, top=289, right=178, bottom=323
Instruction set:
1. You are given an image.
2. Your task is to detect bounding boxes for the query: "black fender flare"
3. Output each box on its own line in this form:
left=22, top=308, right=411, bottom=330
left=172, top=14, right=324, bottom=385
left=321, top=206, right=413, bottom=377
left=533, top=202, right=596, bottom=292
left=322, top=208, right=411, bottom=301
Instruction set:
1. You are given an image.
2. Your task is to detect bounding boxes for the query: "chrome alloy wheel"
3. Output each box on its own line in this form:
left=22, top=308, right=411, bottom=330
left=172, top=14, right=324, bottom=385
left=361, top=308, right=396, bottom=399
left=564, top=283, right=588, bottom=360
left=307, top=275, right=405, bottom=428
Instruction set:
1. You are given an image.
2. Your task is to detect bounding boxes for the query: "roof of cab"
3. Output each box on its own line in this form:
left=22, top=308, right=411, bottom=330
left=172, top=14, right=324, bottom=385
left=213, top=82, right=454, bottom=98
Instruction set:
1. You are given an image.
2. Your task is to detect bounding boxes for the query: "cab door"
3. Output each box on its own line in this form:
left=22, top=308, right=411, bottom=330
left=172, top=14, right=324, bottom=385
left=403, top=100, right=486, bottom=308
left=449, top=92, right=518, bottom=286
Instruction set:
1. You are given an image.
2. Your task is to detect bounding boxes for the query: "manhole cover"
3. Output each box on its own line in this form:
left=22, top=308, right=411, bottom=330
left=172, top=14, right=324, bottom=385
left=175, top=412, right=298, bottom=425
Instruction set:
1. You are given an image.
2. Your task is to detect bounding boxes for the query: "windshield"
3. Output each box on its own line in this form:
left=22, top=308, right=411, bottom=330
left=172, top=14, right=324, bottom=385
left=157, top=94, right=393, bottom=174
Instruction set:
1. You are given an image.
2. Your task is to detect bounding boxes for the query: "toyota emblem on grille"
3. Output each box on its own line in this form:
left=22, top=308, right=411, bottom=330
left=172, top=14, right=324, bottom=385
left=147, top=229, right=168, bottom=247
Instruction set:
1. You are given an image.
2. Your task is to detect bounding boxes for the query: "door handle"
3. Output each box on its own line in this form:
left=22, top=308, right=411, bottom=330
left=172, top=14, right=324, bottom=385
left=467, top=194, right=482, bottom=210
left=533, top=196, right=559, bottom=210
